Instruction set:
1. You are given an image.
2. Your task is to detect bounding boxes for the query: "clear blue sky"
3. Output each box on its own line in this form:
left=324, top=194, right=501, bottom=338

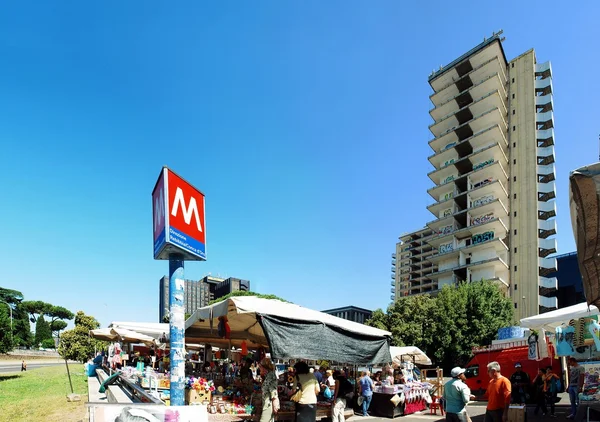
left=1, top=1, right=598, bottom=328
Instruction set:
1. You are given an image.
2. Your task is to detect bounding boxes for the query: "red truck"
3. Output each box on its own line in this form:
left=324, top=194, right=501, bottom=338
left=464, top=340, right=561, bottom=399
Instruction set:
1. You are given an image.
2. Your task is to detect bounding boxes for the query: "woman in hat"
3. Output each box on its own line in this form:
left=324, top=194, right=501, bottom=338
left=259, top=358, right=279, bottom=422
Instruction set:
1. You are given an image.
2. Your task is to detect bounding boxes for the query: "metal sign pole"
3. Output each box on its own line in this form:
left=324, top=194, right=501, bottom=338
left=169, top=254, right=186, bottom=406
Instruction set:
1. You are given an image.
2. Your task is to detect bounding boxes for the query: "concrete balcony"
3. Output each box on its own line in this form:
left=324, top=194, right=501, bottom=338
left=538, top=200, right=557, bottom=220
left=539, top=295, right=558, bottom=312
left=428, top=255, right=508, bottom=280
left=537, top=128, right=555, bottom=147
left=535, top=61, right=552, bottom=79
left=391, top=287, right=396, bottom=294
left=538, top=163, right=556, bottom=183
left=428, top=141, right=508, bottom=185
left=390, top=281, right=395, bottom=287
left=539, top=257, right=557, bottom=277
left=539, top=237, right=557, bottom=258
left=392, top=253, right=396, bottom=259
left=429, top=124, right=508, bottom=169
left=536, top=94, right=553, bottom=113
left=430, top=71, right=508, bottom=124
left=427, top=216, right=508, bottom=248
left=538, top=218, right=557, bottom=239
left=390, top=295, right=396, bottom=301
left=429, top=107, right=507, bottom=156
left=537, top=145, right=555, bottom=166
left=429, top=39, right=506, bottom=96
left=535, top=78, right=553, bottom=95
left=538, top=181, right=556, bottom=202
left=539, top=276, right=558, bottom=295
left=536, top=111, right=554, bottom=130
left=427, top=178, right=508, bottom=217
left=391, top=267, right=396, bottom=273
left=430, top=88, right=507, bottom=138
left=428, top=237, right=508, bottom=263
left=391, top=274, right=396, bottom=280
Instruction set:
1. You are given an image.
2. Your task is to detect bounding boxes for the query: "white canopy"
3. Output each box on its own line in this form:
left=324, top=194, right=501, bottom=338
left=185, top=296, right=392, bottom=364
left=89, top=328, right=118, bottom=342
left=520, top=302, right=600, bottom=330
left=110, top=322, right=169, bottom=339
left=89, top=326, right=159, bottom=347
left=390, top=346, right=432, bottom=366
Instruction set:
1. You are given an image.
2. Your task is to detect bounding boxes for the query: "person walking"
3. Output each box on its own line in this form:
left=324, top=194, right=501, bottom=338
left=359, top=370, right=375, bottom=417
left=443, top=367, right=475, bottom=422
left=484, top=362, right=511, bottom=422
left=544, top=366, right=560, bottom=417
left=332, top=370, right=353, bottom=422
left=567, top=358, right=584, bottom=419
left=532, top=368, right=547, bottom=416
left=509, top=362, right=530, bottom=404
left=21, top=360, right=26, bottom=371
left=292, top=361, right=320, bottom=422
left=259, top=359, right=279, bottom=422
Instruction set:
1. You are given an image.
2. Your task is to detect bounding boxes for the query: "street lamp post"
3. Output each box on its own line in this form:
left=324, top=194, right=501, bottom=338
left=0, top=300, right=13, bottom=344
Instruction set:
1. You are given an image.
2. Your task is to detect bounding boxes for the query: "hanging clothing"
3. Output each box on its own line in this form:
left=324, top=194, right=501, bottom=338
left=556, top=326, right=576, bottom=356
left=538, top=331, right=549, bottom=360
left=588, top=320, right=600, bottom=351
left=528, top=333, right=540, bottom=360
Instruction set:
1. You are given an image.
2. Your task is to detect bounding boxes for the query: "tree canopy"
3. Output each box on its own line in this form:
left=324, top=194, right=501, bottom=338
left=366, top=280, right=514, bottom=370
left=58, top=311, right=105, bottom=362
left=208, top=291, right=289, bottom=305
left=34, top=315, right=53, bottom=347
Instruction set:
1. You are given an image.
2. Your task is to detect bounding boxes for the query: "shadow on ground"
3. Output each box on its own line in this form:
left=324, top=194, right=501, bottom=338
left=0, top=374, right=22, bottom=382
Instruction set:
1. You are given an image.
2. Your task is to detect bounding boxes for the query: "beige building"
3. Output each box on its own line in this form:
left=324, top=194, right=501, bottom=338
left=391, top=32, right=557, bottom=319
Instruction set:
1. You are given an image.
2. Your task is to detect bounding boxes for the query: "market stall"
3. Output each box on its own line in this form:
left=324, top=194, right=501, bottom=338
left=184, top=296, right=392, bottom=420
left=360, top=347, right=433, bottom=418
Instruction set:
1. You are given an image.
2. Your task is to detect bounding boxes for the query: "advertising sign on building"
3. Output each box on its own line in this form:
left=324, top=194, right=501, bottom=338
left=152, top=167, right=206, bottom=261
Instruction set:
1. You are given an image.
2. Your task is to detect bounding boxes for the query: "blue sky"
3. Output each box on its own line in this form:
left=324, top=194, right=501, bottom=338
left=1, top=1, right=598, bottom=328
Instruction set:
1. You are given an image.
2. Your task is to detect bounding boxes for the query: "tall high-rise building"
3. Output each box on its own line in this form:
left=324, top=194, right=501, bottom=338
left=392, top=32, right=557, bottom=319
left=158, top=275, right=250, bottom=322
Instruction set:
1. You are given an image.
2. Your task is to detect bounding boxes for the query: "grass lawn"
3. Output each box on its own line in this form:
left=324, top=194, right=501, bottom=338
left=0, top=363, right=88, bottom=422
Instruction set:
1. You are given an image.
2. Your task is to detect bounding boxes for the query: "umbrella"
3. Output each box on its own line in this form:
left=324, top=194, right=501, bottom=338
left=390, top=346, right=432, bottom=366
left=89, top=328, right=118, bottom=342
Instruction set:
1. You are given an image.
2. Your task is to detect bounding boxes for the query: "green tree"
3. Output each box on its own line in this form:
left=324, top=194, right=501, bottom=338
left=58, top=311, right=106, bottom=363
left=366, top=280, right=514, bottom=371
left=0, top=287, right=32, bottom=349
left=21, top=300, right=51, bottom=323
left=34, top=315, right=53, bottom=347
left=0, top=305, right=13, bottom=353
left=46, top=306, right=74, bottom=339
left=41, top=338, right=56, bottom=349
left=208, top=291, right=289, bottom=305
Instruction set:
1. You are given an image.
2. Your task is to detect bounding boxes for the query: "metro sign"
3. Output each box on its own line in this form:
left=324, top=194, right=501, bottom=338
left=152, top=167, right=206, bottom=261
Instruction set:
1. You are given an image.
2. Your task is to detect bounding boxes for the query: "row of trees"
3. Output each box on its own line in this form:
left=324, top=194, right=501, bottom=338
left=0, top=287, right=75, bottom=353
left=366, top=280, right=515, bottom=370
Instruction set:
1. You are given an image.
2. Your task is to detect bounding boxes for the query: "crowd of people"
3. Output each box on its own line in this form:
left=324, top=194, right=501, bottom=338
left=442, top=359, right=585, bottom=422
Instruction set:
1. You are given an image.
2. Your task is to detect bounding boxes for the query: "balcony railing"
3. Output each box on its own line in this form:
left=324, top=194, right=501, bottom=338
left=539, top=257, right=557, bottom=277
left=539, top=238, right=557, bottom=257
left=538, top=200, right=557, bottom=220
left=538, top=219, right=557, bottom=239
left=539, top=295, right=558, bottom=311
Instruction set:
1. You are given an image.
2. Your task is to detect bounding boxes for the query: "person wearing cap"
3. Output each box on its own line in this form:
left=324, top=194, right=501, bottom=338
left=485, top=361, right=511, bottom=422
left=443, top=367, right=474, bottom=422
left=509, top=362, right=530, bottom=404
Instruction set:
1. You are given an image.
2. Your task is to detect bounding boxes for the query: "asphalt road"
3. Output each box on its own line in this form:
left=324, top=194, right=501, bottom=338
left=0, top=361, right=65, bottom=374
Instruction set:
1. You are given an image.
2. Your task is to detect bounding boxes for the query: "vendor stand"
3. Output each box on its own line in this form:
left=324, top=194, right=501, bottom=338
left=184, top=296, right=392, bottom=421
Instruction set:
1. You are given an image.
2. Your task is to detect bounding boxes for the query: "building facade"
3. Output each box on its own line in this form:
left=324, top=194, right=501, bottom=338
left=322, top=306, right=372, bottom=324
left=546, top=252, right=585, bottom=308
left=392, top=32, right=558, bottom=319
left=158, top=275, right=250, bottom=322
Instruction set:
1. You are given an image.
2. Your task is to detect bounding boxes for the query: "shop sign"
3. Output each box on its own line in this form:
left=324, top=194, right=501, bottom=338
left=471, top=213, right=494, bottom=226
left=472, top=178, right=493, bottom=189
left=152, top=167, right=207, bottom=261
left=472, top=194, right=494, bottom=208
left=439, top=242, right=453, bottom=254
left=473, top=158, right=495, bottom=171
left=472, top=231, right=494, bottom=245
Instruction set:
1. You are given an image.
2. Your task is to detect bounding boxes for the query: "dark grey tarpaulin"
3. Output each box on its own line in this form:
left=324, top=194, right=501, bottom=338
left=570, top=162, right=600, bottom=307
left=258, top=314, right=392, bottom=365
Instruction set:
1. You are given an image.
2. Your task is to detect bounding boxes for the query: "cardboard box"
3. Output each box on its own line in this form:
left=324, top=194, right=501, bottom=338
left=185, top=389, right=211, bottom=405
left=507, top=405, right=526, bottom=422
